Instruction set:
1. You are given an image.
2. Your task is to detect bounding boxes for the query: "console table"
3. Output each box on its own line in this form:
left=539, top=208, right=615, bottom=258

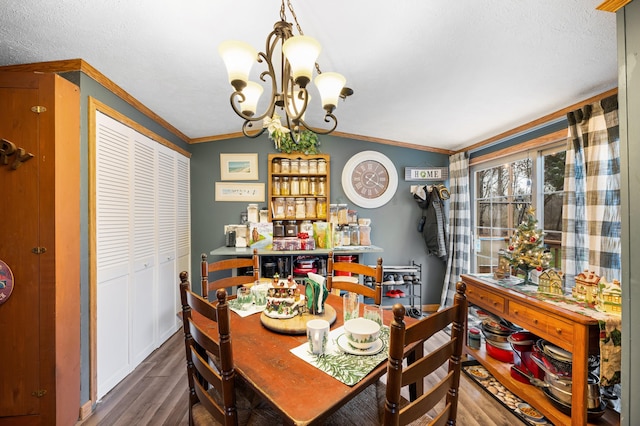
left=461, top=274, right=619, bottom=426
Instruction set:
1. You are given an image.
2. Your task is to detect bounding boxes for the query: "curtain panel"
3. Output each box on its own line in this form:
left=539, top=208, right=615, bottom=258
left=442, top=152, right=471, bottom=308
left=561, top=94, right=621, bottom=288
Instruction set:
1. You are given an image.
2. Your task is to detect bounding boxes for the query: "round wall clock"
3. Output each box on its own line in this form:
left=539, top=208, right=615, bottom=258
left=341, top=151, right=398, bottom=208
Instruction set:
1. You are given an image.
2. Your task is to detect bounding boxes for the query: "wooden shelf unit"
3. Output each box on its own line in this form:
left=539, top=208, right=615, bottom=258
left=267, top=153, right=330, bottom=224
left=461, top=274, right=619, bottom=426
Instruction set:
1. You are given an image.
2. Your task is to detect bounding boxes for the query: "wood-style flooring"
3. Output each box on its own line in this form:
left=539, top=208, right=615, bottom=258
left=77, top=330, right=524, bottom=426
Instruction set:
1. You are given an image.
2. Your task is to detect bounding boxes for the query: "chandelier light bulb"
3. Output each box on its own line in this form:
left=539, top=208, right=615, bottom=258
left=315, top=72, right=346, bottom=112
left=218, top=40, right=257, bottom=91
left=282, top=35, right=321, bottom=88
left=240, top=81, right=264, bottom=116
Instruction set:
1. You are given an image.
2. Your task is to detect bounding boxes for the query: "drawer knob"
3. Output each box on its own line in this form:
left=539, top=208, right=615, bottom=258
left=556, top=328, right=562, bottom=334
left=533, top=319, right=538, bottom=324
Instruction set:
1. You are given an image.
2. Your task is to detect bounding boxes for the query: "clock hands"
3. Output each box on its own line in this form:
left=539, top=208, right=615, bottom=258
left=364, top=174, right=384, bottom=188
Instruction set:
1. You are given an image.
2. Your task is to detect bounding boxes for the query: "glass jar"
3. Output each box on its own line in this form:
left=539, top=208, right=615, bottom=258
left=273, top=220, right=285, bottom=237
left=281, top=176, right=290, bottom=196
left=468, top=327, right=481, bottom=350
left=299, top=176, right=309, bottom=195
left=259, top=208, right=269, bottom=223
left=359, top=225, right=371, bottom=245
left=247, top=204, right=259, bottom=223
left=272, top=176, right=281, bottom=196
left=290, top=159, right=300, bottom=174
left=280, top=158, right=290, bottom=174
left=290, top=177, right=300, bottom=195
left=329, top=204, right=338, bottom=223
left=272, top=158, right=281, bottom=174
left=341, top=225, right=351, bottom=246
left=299, top=159, right=309, bottom=174
left=316, top=197, right=327, bottom=219
left=348, top=209, right=358, bottom=224
left=349, top=223, right=360, bottom=246
left=274, top=198, right=285, bottom=219
left=338, top=203, right=349, bottom=225
left=333, top=225, right=343, bottom=247
left=317, top=176, right=326, bottom=196
left=300, top=220, right=314, bottom=236
left=317, top=158, right=327, bottom=174
left=309, top=177, right=318, bottom=196
left=308, top=159, right=318, bottom=174
left=285, top=220, right=298, bottom=237
left=305, top=197, right=317, bottom=219
left=295, top=197, right=306, bottom=219
left=285, top=198, right=296, bottom=218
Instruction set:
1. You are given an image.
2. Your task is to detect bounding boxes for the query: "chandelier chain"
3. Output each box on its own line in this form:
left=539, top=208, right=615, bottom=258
left=285, top=0, right=323, bottom=75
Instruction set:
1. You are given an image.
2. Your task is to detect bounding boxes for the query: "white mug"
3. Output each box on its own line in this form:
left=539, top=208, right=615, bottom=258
left=306, top=319, right=330, bottom=355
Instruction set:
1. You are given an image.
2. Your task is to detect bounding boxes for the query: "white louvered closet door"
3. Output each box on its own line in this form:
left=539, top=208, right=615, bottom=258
left=95, top=111, right=189, bottom=399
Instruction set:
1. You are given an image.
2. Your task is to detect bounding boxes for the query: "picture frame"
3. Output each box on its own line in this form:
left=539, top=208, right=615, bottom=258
left=215, top=182, right=265, bottom=202
left=220, top=153, right=259, bottom=181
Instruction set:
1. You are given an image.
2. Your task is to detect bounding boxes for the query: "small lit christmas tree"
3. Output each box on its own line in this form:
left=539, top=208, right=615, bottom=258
left=501, top=207, right=552, bottom=284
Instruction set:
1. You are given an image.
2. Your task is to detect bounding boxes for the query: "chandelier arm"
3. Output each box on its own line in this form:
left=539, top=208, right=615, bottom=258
left=298, top=112, right=338, bottom=135
left=241, top=121, right=267, bottom=139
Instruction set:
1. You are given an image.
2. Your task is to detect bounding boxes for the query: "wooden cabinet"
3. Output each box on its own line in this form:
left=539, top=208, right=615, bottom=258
left=461, top=274, right=618, bottom=426
left=267, top=153, right=330, bottom=223
left=0, top=72, right=81, bottom=425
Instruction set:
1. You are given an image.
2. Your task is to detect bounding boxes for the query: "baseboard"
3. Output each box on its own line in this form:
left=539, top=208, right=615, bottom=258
left=79, top=400, right=93, bottom=421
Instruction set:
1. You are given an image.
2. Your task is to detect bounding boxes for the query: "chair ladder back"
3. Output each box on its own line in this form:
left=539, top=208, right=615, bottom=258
left=200, top=250, right=259, bottom=299
left=327, top=252, right=383, bottom=304
left=383, top=281, right=467, bottom=426
left=179, top=271, right=239, bottom=426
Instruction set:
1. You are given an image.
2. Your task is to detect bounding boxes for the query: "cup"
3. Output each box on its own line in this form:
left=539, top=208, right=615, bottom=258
left=237, top=286, right=253, bottom=307
left=251, top=284, right=268, bottom=308
left=343, top=292, right=360, bottom=322
left=306, top=319, right=330, bottom=355
left=363, top=304, right=384, bottom=326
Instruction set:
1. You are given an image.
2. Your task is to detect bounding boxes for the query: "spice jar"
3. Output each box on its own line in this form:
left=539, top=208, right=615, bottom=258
left=274, top=198, right=285, bottom=219
left=309, top=177, right=318, bottom=196
left=272, top=158, right=281, bottom=174
left=281, top=176, right=290, bottom=196
left=299, top=159, right=309, bottom=174
left=341, top=225, right=351, bottom=246
left=285, top=198, right=296, bottom=218
left=349, top=223, right=360, bottom=246
left=272, top=176, right=281, bottom=196
left=280, top=158, right=290, bottom=174
left=299, top=176, right=309, bottom=195
left=290, top=159, right=299, bottom=174
left=329, top=204, right=338, bottom=223
left=305, top=197, right=317, bottom=219
left=317, top=158, right=327, bottom=174
left=308, top=159, right=318, bottom=174
left=295, top=197, right=306, bottom=219
left=316, top=197, right=327, bottom=219
left=317, top=176, right=326, bottom=196
left=290, top=177, right=300, bottom=195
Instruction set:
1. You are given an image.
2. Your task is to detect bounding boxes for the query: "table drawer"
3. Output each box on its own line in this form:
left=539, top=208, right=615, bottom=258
left=508, top=301, right=548, bottom=335
left=467, top=286, right=505, bottom=314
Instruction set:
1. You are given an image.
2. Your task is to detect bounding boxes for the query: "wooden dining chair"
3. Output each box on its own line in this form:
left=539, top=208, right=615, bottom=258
left=326, top=251, right=384, bottom=305
left=383, top=281, right=467, bottom=426
left=200, top=249, right=259, bottom=299
left=179, top=271, right=280, bottom=426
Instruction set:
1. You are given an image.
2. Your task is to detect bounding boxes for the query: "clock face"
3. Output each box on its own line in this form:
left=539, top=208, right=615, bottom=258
left=351, top=160, right=390, bottom=199
left=342, top=151, right=398, bottom=208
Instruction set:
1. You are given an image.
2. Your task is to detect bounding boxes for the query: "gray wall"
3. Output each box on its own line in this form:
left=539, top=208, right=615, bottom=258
left=618, top=2, right=639, bottom=424
left=189, top=134, right=449, bottom=307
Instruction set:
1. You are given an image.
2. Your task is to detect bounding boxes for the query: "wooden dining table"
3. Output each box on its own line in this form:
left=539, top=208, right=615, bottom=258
left=190, top=292, right=418, bottom=426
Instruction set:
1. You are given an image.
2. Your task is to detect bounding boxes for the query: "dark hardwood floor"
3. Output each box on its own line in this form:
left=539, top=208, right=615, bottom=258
left=77, top=330, right=523, bottom=426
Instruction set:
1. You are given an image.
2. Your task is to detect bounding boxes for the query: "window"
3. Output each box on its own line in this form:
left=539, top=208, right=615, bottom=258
left=471, top=143, right=565, bottom=274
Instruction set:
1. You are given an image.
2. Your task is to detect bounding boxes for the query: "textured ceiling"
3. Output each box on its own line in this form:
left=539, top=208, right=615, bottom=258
left=0, top=0, right=617, bottom=151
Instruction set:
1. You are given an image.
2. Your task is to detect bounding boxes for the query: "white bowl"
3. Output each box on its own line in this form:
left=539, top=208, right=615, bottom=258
left=344, top=318, right=380, bottom=349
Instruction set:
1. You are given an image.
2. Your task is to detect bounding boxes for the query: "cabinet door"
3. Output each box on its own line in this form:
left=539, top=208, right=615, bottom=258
left=0, top=74, right=43, bottom=417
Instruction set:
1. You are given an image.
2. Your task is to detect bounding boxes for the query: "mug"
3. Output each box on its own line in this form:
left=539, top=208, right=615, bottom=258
left=343, top=292, right=360, bottom=322
left=251, top=284, right=268, bottom=308
left=305, top=278, right=328, bottom=315
left=306, top=319, right=330, bottom=355
left=363, top=304, right=384, bottom=326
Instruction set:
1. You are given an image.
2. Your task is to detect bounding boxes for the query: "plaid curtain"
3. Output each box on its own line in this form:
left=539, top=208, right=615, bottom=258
left=561, top=94, right=621, bottom=288
left=442, top=152, right=471, bottom=308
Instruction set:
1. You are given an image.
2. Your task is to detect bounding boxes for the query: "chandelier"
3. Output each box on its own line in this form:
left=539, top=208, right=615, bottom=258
left=218, top=0, right=353, bottom=142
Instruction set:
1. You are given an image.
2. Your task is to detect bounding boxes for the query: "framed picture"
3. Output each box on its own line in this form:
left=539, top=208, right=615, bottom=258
left=220, top=153, right=259, bottom=180
left=215, top=182, right=265, bottom=202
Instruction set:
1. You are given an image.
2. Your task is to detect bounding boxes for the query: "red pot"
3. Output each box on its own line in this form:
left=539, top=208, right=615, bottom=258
left=485, top=340, right=514, bottom=363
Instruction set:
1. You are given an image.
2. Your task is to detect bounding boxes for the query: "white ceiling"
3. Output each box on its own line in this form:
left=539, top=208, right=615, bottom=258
left=0, top=0, right=617, bottom=151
